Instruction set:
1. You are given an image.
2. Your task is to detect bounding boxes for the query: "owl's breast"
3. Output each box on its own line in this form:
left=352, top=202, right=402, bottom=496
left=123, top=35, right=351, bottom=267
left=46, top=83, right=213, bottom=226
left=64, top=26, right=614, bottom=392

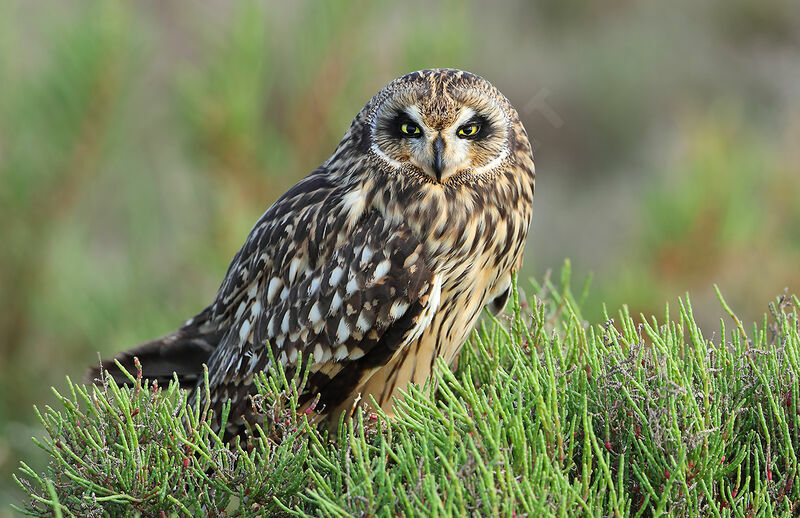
left=364, top=165, right=533, bottom=284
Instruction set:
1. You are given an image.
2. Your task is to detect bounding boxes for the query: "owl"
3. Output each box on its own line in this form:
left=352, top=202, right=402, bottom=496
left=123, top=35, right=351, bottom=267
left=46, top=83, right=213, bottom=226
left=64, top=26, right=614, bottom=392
left=87, top=69, right=535, bottom=433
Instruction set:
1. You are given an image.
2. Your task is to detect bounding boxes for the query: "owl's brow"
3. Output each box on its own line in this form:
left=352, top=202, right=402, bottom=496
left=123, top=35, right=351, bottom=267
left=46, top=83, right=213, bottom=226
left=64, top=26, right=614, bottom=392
left=452, top=107, right=478, bottom=127
left=375, top=106, right=426, bottom=139
left=402, top=105, right=424, bottom=126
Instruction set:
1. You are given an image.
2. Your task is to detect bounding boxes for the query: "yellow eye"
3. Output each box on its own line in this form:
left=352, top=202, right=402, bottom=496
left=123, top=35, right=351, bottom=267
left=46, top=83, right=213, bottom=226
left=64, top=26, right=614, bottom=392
left=458, top=124, right=481, bottom=137
left=400, top=122, right=421, bottom=136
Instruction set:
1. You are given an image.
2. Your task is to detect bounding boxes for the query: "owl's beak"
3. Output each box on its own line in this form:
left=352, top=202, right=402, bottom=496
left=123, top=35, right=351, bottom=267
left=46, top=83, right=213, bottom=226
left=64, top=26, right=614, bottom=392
left=432, top=135, right=445, bottom=182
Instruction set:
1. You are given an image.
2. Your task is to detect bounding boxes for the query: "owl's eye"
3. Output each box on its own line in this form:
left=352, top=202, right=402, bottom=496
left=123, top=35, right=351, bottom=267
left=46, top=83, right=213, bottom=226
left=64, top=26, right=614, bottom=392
left=399, top=122, right=422, bottom=136
left=457, top=123, right=482, bottom=138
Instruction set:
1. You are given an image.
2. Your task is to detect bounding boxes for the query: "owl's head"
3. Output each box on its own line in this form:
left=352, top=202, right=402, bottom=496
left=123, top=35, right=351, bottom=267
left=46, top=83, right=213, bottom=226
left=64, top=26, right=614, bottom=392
left=361, top=69, right=528, bottom=184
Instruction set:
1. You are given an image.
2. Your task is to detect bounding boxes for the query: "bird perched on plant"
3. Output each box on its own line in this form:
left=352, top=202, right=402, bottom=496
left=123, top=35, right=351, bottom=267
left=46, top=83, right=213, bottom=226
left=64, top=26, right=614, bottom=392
left=87, top=69, right=535, bottom=434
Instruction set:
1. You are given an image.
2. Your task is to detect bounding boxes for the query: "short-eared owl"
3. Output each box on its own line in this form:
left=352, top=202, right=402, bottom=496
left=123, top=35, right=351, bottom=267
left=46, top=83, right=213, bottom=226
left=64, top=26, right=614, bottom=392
left=88, top=69, right=535, bottom=432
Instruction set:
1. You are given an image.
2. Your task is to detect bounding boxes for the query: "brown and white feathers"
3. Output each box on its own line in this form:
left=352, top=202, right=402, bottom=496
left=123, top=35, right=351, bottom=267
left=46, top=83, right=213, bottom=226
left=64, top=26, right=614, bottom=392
left=87, top=69, right=536, bottom=432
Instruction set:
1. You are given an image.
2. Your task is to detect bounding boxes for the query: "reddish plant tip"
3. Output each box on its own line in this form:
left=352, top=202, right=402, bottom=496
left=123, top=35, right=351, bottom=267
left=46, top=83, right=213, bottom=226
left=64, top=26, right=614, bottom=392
left=131, top=408, right=139, bottom=417
left=183, top=457, right=190, bottom=468
left=664, top=468, right=670, bottom=479
left=721, top=455, right=726, bottom=463
left=304, top=407, right=314, bottom=415
left=247, top=444, right=254, bottom=452
left=732, top=487, right=738, bottom=498
left=604, top=441, right=611, bottom=451
left=161, top=512, right=167, bottom=518
left=767, top=470, right=773, bottom=482
left=369, top=413, right=378, bottom=421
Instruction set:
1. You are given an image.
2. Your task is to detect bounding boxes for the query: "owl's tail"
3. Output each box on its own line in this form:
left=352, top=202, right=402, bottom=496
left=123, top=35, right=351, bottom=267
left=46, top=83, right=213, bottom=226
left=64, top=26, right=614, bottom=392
left=84, top=309, right=223, bottom=389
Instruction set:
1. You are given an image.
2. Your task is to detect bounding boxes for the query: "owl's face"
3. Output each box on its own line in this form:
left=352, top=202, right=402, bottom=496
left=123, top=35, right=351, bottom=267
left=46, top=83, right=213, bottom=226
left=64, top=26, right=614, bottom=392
left=368, top=70, right=514, bottom=183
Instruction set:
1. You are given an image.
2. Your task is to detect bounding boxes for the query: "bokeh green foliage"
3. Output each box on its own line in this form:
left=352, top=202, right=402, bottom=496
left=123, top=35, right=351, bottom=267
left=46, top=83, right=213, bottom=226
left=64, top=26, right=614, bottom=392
left=590, top=106, right=800, bottom=323
left=14, top=275, right=800, bottom=516
left=2, top=0, right=799, bottom=511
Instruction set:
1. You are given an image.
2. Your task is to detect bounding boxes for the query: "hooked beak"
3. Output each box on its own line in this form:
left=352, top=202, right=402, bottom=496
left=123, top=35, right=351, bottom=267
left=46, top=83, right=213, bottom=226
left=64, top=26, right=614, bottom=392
left=432, top=135, right=445, bottom=182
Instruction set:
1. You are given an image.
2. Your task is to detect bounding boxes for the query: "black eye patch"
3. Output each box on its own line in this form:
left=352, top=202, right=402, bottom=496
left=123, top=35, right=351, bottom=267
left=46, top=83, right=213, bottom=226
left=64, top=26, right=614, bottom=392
left=379, top=111, right=423, bottom=138
left=458, top=115, right=493, bottom=140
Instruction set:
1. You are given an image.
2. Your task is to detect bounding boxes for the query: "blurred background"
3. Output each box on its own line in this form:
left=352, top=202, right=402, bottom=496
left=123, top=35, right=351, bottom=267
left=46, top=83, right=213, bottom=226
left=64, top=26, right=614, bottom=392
left=1, top=0, right=799, bottom=510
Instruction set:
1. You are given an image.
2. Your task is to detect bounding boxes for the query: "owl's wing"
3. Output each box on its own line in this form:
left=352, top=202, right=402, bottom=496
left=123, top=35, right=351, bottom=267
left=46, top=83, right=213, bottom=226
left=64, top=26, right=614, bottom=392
left=201, top=174, right=439, bottom=424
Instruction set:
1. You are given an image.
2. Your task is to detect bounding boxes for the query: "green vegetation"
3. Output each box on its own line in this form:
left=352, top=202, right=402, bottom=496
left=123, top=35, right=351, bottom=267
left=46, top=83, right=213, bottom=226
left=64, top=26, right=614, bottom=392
left=14, top=271, right=800, bottom=516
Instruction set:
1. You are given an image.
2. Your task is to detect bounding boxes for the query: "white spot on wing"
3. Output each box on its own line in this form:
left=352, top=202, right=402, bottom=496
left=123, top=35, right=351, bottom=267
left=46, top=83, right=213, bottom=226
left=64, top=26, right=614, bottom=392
left=267, top=277, right=282, bottom=303
left=372, top=259, right=391, bottom=282
left=268, top=314, right=279, bottom=335
left=360, top=247, right=373, bottom=266
left=308, top=277, right=321, bottom=296
left=349, top=347, right=365, bottom=360
left=330, top=291, right=343, bottom=313
left=356, top=311, right=370, bottom=332
left=334, top=344, right=349, bottom=361
left=308, top=301, right=322, bottom=325
left=281, top=312, right=290, bottom=334
left=251, top=300, right=262, bottom=317
left=389, top=301, right=410, bottom=320
left=346, top=276, right=359, bottom=295
left=235, top=301, right=247, bottom=320
left=239, top=319, right=251, bottom=343
left=336, top=319, right=350, bottom=343
left=313, top=343, right=325, bottom=364
left=329, top=267, right=344, bottom=287
left=289, top=257, right=305, bottom=284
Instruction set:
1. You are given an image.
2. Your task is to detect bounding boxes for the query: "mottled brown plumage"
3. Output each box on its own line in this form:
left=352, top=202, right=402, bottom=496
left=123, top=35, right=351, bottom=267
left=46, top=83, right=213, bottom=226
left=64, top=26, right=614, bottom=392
left=87, top=69, right=535, bottom=433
